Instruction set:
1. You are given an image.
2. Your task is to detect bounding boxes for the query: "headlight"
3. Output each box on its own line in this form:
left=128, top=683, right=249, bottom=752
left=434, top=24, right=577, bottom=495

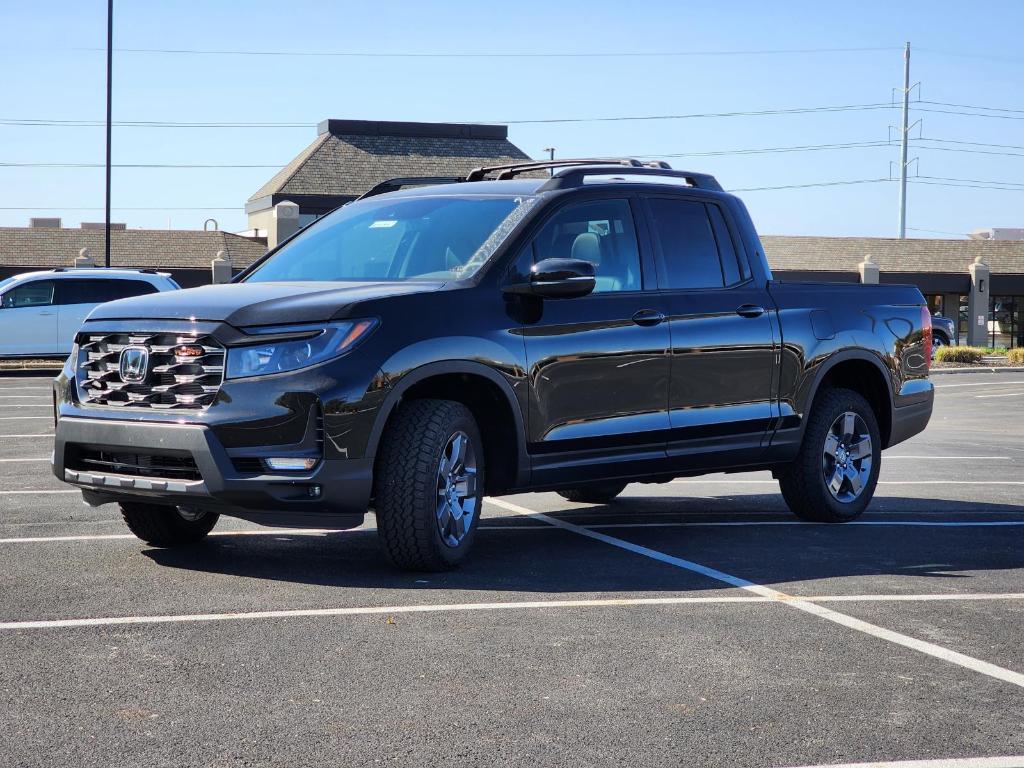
left=226, top=319, right=377, bottom=379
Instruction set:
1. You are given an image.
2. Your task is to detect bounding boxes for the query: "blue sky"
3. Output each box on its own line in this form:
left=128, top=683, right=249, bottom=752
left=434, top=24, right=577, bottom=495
left=2, top=0, right=1023, bottom=237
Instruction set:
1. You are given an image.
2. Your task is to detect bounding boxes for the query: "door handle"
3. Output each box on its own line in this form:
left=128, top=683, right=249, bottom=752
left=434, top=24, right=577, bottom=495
left=735, top=304, right=765, bottom=319
left=631, top=309, right=666, bottom=327
left=38, top=311, right=56, bottom=316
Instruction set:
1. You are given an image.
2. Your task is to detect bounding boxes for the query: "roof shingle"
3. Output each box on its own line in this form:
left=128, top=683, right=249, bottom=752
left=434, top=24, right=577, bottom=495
left=0, top=228, right=266, bottom=270
left=762, top=235, right=1024, bottom=275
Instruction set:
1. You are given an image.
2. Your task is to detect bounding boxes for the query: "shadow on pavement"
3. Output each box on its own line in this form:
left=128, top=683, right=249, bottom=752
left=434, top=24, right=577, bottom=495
left=143, top=494, right=1024, bottom=593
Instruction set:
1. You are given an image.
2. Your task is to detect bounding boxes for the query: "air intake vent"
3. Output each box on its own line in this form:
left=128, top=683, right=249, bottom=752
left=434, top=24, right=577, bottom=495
left=77, top=332, right=225, bottom=410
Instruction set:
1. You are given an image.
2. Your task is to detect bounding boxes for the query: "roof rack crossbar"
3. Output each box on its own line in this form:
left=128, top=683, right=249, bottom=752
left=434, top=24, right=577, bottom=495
left=357, top=176, right=465, bottom=200
left=537, top=164, right=723, bottom=193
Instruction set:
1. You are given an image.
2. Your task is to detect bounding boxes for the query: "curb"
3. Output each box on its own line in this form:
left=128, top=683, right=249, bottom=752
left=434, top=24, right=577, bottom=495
left=931, top=366, right=1024, bottom=376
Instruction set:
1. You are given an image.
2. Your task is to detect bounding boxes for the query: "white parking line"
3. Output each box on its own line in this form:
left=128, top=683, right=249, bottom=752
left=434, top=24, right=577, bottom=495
left=665, top=479, right=1024, bottom=486
left=883, top=456, right=1010, bottom=460
left=0, top=396, right=51, bottom=401
left=0, top=416, right=52, bottom=420
left=488, top=498, right=1024, bottom=690
left=0, top=490, right=77, bottom=495
left=934, top=380, right=1024, bottom=389
left=0, top=458, right=50, bottom=463
left=2, top=593, right=1024, bottom=633
left=4, top=519, right=1022, bottom=545
left=5, top=434, right=53, bottom=438
left=977, top=392, right=1024, bottom=399
left=782, top=757, right=1024, bottom=768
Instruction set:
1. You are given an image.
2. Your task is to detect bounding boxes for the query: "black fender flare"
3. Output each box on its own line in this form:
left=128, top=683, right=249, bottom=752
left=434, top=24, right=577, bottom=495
left=798, top=348, right=896, bottom=445
left=364, top=360, right=531, bottom=487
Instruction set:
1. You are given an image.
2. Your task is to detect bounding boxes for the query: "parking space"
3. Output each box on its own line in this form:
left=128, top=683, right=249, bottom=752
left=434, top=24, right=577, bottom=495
left=2, top=372, right=1023, bottom=767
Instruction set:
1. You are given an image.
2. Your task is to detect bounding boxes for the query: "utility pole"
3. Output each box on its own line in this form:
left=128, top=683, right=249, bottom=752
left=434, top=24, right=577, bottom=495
left=543, top=146, right=555, bottom=176
left=897, top=41, right=910, bottom=239
left=104, top=0, right=113, bottom=267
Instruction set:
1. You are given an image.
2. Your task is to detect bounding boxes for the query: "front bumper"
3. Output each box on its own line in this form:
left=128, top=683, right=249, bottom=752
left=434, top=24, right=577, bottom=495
left=53, top=416, right=370, bottom=529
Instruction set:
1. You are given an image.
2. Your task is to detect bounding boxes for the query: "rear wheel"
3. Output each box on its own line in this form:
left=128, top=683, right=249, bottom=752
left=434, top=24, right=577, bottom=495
left=557, top=481, right=628, bottom=504
left=120, top=502, right=219, bottom=547
left=374, top=399, right=485, bottom=571
left=932, top=333, right=949, bottom=358
left=778, top=387, right=880, bottom=522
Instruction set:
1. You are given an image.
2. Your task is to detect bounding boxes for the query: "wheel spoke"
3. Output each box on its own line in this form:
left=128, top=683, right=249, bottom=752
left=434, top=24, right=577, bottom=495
left=823, top=433, right=840, bottom=458
left=846, top=466, right=863, bottom=495
left=841, top=412, right=856, bottom=440
left=449, top=434, right=466, bottom=474
left=848, top=436, right=872, bottom=460
left=451, top=507, right=467, bottom=539
left=454, top=470, right=477, bottom=497
left=829, top=466, right=845, bottom=494
left=437, top=503, right=454, bottom=535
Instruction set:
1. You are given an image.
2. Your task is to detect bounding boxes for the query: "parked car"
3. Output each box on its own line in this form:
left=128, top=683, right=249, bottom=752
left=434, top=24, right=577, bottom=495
left=0, top=269, right=179, bottom=357
left=931, top=313, right=955, bottom=351
left=52, top=159, right=934, bottom=570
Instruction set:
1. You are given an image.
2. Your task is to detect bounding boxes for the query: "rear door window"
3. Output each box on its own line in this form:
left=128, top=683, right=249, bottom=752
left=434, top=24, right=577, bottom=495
left=56, top=279, right=158, bottom=305
left=647, top=198, right=726, bottom=290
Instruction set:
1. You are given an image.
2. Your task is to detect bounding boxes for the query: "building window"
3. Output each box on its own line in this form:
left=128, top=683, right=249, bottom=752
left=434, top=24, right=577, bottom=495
left=989, top=296, right=1020, bottom=349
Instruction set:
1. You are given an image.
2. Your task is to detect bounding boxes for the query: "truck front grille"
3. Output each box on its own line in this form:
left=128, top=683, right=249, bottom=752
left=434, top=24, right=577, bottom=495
left=77, top=332, right=225, bottom=410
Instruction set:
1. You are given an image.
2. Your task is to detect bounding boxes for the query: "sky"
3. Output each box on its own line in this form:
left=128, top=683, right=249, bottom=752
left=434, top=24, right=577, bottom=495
left=1, top=0, right=1023, bottom=238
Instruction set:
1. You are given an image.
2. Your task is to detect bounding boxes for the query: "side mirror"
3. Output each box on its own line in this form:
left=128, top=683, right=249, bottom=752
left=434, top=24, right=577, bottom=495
left=504, top=258, right=596, bottom=299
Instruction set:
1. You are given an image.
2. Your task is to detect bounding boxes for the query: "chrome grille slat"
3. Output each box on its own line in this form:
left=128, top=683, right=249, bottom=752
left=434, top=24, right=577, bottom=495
left=76, top=331, right=225, bottom=411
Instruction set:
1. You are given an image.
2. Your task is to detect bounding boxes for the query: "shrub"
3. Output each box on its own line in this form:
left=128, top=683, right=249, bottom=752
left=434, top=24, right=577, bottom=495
left=1007, top=348, right=1024, bottom=365
left=934, top=346, right=985, bottom=364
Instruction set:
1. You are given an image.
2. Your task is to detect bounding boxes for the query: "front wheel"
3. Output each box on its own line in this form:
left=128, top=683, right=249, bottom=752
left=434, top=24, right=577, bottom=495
left=374, top=399, right=485, bottom=571
left=120, top=502, right=219, bottom=547
left=778, top=387, right=881, bottom=522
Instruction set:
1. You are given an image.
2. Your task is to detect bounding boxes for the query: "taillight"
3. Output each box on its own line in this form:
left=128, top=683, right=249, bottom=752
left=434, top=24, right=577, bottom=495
left=921, top=306, right=933, bottom=368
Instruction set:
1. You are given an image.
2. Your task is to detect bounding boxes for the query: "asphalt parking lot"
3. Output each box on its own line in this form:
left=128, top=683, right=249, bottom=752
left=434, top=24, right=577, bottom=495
left=1, top=371, right=1023, bottom=768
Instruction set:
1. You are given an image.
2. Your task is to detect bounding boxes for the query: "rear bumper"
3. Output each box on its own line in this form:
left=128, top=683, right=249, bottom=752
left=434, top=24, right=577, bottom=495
left=52, top=416, right=370, bottom=528
left=887, top=390, right=934, bottom=447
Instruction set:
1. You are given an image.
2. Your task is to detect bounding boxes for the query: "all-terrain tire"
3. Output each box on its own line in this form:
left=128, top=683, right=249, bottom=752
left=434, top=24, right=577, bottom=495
left=374, top=399, right=485, bottom=571
left=119, top=502, right=219, bottom=547
left=778, top=387, right=881, bottom=522
left=557, top=482, right=628, bottom=504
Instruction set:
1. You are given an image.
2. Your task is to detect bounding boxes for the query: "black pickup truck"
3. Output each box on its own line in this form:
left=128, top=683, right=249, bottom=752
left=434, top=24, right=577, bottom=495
left=52, top=159, right=934, bottom=570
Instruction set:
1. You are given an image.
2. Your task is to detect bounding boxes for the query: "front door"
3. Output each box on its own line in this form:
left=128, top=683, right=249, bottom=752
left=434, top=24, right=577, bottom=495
left=0, top=279, right=59, bottom=356
left=643, top=196, right=776, bottom=467
left=514, top=197, right=671, bottom=484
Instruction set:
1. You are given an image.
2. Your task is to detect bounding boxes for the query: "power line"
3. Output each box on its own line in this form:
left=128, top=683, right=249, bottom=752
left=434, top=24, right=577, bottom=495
left=63, top=45, right=901, bottom=59
left=906, top=226, right=969, bottom=237
left=0, top=206, right=241, bottom=211
left=0, top=162, right=283, bottom=168
left=728, top=178, right=892, bottom=192
left=920, top=100, right=1024, bottom=115
left=914, top=175, right=1024, bottom=188
left=0, top=102, right=899, bottom=130
left=912, top=106, right=1024, bottom=121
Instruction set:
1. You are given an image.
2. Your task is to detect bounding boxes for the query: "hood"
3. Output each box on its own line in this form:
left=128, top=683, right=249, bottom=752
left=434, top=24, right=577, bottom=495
left=86, top=280, right=445, bottom=327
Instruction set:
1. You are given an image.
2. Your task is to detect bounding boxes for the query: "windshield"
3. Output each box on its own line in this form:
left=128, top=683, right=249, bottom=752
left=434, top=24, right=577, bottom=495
left=245, top=194, right=538, bottom=283
left=0, top=277, right=16, bottom=293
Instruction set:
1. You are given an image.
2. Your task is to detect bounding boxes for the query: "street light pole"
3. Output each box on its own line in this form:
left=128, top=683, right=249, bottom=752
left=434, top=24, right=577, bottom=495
left=543, top=147, right=555, bottom=176
left=897, top=41, right=910, bottom=239
left=104, top=0, right=113, bottom=268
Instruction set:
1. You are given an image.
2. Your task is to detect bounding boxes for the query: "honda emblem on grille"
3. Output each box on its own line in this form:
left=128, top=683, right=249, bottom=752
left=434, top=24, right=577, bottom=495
left=119, top=346, right=150, bottom=383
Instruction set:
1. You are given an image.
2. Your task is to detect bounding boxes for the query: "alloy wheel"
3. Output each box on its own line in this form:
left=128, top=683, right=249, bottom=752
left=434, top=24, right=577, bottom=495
left=821, top=411, right=873, bottom=503
left=435, top=431, right=478, bottom=547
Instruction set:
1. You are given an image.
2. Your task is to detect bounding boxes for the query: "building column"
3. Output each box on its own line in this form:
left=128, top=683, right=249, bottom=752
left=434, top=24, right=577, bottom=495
left=211, top=250, right=232, bottom=284
left=269, top=200, right=301, bottom=249
left=966, top=255, right=990, bottom=347
left=858, top=254, right=879, bottom=284
left=74, top=248, right=95, bottom=268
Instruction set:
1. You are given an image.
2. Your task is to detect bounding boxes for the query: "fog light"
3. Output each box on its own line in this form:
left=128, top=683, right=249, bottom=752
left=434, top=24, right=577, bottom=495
left=265, top=457, right=318, bottom=471
left=308, top=485, right=322, bottom=499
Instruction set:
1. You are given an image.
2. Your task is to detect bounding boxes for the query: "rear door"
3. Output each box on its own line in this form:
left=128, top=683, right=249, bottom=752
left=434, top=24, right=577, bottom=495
left=515, top=195, right=672, bottom=483
left=0, top=279, right=59, bottom=355
left=643, top=195, right=776, bottom=465
left=56, top=279, right=159, bottom=354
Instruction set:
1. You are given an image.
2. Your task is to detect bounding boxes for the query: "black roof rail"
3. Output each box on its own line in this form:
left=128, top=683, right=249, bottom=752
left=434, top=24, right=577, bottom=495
left=357, top=176, right=465, bottom=200
left=463, top=158, right=722, bottom=191
left=538, top=164, right=723, bottom=192
left=465, top=158, right=653, bottom=182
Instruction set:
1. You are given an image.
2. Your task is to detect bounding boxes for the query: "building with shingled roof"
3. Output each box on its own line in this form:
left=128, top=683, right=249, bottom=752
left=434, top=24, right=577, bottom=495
left=245, top=119, right=532, bottom=246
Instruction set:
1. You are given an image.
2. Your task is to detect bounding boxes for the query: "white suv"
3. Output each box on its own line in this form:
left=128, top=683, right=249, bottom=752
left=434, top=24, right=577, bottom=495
left=0, top=269, right=179, bottom=357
